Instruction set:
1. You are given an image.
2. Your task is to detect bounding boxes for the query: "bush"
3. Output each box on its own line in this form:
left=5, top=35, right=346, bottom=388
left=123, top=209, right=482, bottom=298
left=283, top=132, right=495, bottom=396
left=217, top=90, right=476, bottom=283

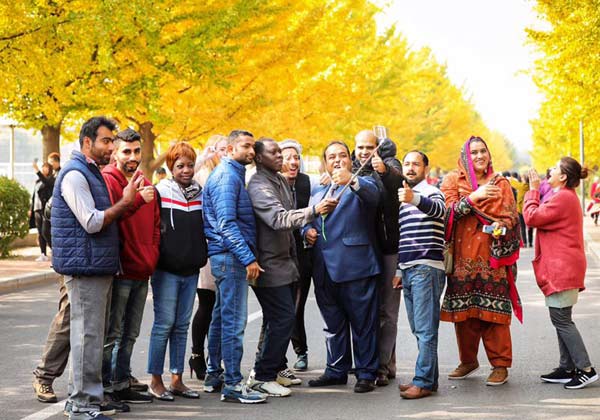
left=0, top=176, right=30, bottom=257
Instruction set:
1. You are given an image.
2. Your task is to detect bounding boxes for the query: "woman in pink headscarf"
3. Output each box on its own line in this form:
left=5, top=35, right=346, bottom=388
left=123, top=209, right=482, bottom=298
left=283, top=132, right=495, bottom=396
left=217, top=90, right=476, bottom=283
left=441, top=136, right=520, bottom=387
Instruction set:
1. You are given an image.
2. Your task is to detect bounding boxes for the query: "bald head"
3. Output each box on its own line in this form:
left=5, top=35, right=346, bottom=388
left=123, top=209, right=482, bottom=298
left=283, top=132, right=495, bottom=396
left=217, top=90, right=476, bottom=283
left=354, top=130, right=377, bottom=164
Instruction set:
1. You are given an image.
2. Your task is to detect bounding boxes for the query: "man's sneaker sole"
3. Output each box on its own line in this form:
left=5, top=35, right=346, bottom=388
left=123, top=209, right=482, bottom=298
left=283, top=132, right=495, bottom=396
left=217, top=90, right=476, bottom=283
left=250, top=383, right=291, bottom=397
left=541, top=377, right=572, bottom=384
left=118, top=398, right=153, bottom=404
left=564, top=373, right=599, bottom=389
left=220, top=394, right=267, bottom=404
left=485, top=378, right=508, bottom=386
left=448, top=366, right=479, bottom=380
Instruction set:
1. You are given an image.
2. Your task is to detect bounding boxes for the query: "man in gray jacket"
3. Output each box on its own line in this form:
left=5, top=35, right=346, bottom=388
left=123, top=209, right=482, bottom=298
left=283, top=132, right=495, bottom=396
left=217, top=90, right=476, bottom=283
left=246, top=138, right=337, bottom=397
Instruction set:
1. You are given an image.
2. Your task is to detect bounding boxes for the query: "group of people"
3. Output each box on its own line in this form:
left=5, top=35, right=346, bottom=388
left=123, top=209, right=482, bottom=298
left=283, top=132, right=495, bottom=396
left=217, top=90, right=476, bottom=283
left=30, top=117, right=597, bottom=420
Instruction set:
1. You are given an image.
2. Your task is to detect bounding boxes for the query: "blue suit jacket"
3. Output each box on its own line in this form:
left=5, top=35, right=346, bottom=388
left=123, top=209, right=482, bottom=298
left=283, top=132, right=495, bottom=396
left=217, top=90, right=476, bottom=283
left=304, top=176, right=382, bottom=283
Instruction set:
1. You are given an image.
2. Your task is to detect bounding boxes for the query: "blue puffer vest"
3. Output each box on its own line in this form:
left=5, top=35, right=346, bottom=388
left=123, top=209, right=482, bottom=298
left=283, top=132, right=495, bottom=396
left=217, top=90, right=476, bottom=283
left=51, top=151, right=119, bottom=276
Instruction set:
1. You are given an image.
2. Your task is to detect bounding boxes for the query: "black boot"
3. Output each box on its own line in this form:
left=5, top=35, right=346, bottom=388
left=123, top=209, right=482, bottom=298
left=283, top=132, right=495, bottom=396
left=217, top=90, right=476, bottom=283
left=189, top=353, right=207, bottom=380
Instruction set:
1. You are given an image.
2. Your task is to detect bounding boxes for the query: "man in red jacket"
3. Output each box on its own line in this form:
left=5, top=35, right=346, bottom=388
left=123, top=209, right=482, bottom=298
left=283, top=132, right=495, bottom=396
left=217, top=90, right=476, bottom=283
left=101, top=128, right=160, bottom=405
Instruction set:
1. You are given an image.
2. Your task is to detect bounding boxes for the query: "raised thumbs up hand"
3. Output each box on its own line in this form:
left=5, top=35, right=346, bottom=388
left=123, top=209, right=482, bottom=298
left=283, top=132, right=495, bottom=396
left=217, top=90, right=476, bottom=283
left=371, top=150, right=386, bottom=174
left=398, top=180, right=414, bottom=203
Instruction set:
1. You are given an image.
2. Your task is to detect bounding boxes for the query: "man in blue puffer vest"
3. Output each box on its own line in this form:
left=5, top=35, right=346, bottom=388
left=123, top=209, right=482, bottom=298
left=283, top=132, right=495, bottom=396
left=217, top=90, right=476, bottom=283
left=51, top=116, right=143, bottom=420
left=202, top=130, right=267, bottom=404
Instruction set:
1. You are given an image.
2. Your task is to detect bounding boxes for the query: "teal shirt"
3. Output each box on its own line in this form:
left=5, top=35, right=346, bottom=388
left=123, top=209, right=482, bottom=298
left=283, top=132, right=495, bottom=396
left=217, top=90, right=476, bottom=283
left=545, top=289, right=579, bottom=308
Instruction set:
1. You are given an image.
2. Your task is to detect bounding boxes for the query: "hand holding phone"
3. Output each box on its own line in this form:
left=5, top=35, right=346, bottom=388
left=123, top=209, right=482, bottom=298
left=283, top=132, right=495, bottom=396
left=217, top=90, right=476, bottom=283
left=482, top=225, right=506, bottom=236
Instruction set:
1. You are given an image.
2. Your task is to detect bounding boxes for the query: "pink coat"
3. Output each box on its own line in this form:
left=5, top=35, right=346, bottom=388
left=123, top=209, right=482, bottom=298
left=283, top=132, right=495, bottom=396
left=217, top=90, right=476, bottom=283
left=523, top=188, right=586, bottom=296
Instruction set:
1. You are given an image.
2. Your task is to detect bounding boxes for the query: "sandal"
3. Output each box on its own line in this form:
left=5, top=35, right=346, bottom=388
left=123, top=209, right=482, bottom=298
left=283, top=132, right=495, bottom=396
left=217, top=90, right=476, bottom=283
left=168, top=387, right=200, bottom=399
left=148, top=386, right=175, bottom=401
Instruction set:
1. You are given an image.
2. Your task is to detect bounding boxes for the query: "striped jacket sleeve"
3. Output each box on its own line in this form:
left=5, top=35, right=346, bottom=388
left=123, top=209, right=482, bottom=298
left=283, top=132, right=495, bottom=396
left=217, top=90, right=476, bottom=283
left=415, top=191, right=446, bottom=219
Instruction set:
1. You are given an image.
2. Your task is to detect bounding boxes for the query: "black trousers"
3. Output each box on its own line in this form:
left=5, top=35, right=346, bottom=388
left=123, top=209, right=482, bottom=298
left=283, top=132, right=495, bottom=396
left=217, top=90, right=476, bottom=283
left=34, top=210, right=47, bottom=255
left=291, top=259, right=312, bottom=355
left=252, top=284, right=296, bottom=382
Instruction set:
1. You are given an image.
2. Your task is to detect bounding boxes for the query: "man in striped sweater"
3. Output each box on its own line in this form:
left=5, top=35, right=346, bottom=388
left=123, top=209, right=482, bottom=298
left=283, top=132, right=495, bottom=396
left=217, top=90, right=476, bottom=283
left=396, top=150, right=446, bottom=400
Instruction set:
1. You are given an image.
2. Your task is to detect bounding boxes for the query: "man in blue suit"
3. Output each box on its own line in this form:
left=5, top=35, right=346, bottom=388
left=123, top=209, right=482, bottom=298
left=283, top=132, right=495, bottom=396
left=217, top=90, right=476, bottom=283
left=304, top=140, right=382, bottom=393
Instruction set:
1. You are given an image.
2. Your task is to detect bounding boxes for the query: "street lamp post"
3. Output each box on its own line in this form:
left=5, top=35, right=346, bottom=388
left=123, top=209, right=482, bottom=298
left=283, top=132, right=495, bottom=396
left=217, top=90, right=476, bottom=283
left=8, top=124, right=16, bottom=180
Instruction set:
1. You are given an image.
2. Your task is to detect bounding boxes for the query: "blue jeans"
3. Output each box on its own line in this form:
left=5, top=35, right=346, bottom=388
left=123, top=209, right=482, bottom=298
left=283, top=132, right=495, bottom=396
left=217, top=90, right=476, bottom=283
left=147, top=269, right=198, bottom=375
left=206, top=252, right=248, bottom=386
left=401, top=264, right=445, bottom=390
left=102, top=279, right=148, bottom=389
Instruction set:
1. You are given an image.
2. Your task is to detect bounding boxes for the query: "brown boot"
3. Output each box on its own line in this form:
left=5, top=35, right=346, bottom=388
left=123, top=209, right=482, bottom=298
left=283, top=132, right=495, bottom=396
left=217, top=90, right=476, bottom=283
left=486, top=367, right=508, bottom=386
left=448, top=362, right=480, bottom=379
left=33, top=381, right=57, bottom=403
left=400, top=385, right=433, bottom=399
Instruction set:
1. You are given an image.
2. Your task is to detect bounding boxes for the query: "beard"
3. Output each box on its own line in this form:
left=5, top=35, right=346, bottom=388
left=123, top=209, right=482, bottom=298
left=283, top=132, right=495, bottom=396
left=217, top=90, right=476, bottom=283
left=91, top=145, right=111, bottom=166
left=406, top=175, right=424, bottom=187
left=122, top=161, right=140, bottom=174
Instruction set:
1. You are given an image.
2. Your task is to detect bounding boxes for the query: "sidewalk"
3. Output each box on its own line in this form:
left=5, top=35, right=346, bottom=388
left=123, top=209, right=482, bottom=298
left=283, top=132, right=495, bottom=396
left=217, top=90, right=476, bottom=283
left=0, top=247, right=60, bottom=294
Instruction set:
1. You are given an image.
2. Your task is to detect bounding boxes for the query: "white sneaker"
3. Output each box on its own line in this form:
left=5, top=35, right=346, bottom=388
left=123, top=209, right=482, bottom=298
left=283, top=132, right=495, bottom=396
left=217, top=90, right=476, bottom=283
left=249, top=380, right=291, bottom=397
left=277, top=368, right=302, bottom=386
left=35, top=255, right=49, bottom=262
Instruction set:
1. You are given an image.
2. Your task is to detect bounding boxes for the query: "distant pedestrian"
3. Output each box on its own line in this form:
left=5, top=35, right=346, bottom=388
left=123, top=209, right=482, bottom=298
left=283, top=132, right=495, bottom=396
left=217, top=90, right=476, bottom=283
left=524, top=159, right=598, bottom=389
left=440, top=136, right=521, bottom=387
left=589, top=176, right=600, bottom=225
left=51, top=116, right=141, bottom=420
left=154, top=167, right=167, bottom=185
left=147, top=142, right=208, bottom=401
left=29, top=161, right=54, bottom=262
left=397, top=151, right=446, bottom=399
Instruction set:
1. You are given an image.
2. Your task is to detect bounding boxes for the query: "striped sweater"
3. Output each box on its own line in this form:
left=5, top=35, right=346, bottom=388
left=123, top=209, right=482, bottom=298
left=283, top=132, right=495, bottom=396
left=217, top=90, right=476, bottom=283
left=398, top=179, right=446, bottom=268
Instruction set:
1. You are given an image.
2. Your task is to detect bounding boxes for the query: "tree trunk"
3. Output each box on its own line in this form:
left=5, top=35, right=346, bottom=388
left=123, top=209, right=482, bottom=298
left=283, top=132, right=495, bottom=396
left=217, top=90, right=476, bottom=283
left=137, top=121, right=168, bottom=180
left=138, top=121, right=156, bottom=180
left=41, top=123, right=61, bottom=160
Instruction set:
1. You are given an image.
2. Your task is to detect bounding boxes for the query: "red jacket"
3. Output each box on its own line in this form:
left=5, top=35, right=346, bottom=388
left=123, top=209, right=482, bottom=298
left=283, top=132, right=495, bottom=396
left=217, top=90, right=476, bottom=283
left=102, top=164, right=160, bottom=280
left=523, top=188, right=586, bottom=296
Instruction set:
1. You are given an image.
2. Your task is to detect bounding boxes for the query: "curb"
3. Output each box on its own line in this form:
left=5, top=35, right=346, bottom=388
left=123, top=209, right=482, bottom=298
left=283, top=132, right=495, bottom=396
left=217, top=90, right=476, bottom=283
left=0, top=270, right=60, bottom=295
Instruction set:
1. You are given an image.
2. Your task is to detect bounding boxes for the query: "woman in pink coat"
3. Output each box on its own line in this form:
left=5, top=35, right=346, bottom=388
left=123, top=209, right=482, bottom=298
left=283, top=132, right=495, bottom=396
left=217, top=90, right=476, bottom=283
left=523, top=157, right=598, bottom=390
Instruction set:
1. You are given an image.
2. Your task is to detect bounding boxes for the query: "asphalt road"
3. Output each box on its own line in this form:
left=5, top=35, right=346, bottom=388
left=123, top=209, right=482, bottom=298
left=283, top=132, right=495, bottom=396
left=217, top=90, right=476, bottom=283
left=2, top=247, right=600, bottom=420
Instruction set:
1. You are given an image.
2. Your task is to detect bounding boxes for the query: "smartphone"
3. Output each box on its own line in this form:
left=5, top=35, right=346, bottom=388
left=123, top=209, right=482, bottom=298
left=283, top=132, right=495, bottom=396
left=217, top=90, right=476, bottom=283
left=482, top=225, right=506, bottom=235
left=33, top=158, right=39, bottom=163
left=373, top=125, right=388, bottom=141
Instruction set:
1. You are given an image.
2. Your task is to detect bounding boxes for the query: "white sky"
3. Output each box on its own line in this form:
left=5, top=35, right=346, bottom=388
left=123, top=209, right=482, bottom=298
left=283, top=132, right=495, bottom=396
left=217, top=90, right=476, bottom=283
left=376, top=0, right=543, bottom=152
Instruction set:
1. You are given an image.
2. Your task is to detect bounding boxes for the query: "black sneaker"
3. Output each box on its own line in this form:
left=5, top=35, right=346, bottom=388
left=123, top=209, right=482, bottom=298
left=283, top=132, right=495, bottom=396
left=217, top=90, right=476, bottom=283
left=541, top=367, right=574, bottom=384
left=308, top=374, right=348, bottom=387
left=114, top=387, right=153, bottom=404
left=354, top=379, right=376, bottom=393
left=103, top=392, right=131, bottom=412
left=564, top=368, right=599, bottom=389
left=129, top=376, right=149, bottom=392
